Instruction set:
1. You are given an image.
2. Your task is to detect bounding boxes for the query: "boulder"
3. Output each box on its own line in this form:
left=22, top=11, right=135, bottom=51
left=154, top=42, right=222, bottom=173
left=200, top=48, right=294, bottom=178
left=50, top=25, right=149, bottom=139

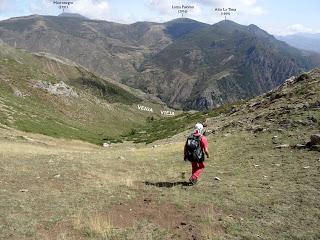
left=275, top=144, right=290, bottom=149
left=13, top=88, right=24, bottom=97
left=310, top=134, right=320, bottom=145
left=103, top=143, right=111, bottom=148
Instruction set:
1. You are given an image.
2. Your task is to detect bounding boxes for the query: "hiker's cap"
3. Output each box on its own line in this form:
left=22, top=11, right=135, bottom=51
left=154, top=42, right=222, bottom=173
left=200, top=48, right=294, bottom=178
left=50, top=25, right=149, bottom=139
left=194, top=123, right=204, bottom=134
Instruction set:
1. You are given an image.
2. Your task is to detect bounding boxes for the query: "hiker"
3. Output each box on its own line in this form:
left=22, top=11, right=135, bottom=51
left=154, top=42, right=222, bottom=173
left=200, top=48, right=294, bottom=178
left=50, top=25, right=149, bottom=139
left=184, top=123, right=209, bottom=185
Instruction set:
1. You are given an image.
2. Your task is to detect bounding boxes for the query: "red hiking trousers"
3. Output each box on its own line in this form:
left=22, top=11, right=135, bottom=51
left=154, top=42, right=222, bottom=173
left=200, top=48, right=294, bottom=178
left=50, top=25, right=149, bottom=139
left=191, top=161, right=205, bottom=180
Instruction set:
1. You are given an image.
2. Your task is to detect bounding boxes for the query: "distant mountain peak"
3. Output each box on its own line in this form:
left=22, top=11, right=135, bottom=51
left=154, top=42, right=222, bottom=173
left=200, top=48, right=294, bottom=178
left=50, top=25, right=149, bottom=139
left=164, top=18, right=209, bottom=39
left=214, top=20, right=239, bottom=26
left=58, top=13, right=88, bottom=19
left=165, top=18, right=205, bottom=24
left=247, top=24, right=272, bottom=38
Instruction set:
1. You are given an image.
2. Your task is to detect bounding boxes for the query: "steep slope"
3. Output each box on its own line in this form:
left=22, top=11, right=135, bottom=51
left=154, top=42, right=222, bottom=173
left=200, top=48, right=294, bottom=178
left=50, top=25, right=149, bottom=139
left=125, top=21, right=320, bottom=110
left=0, top=15, right=209, bottom=84
left=0, top=14, right=171, bottom=80
left=125, top=68, right=320, bottom=146
left=2, top=15, right=319, bottom=111
left=0, top=41, right=168, bottom=144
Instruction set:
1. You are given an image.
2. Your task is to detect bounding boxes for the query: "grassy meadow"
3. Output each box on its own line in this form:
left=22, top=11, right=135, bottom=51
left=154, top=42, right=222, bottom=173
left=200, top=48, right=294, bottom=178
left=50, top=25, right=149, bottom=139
left=0, top=122, right=319, bottom=239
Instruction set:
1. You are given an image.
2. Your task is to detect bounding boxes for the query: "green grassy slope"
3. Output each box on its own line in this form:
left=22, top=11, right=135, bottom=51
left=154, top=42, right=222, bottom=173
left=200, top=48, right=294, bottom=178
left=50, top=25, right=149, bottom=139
left=0, top=41, right=170, bottom=144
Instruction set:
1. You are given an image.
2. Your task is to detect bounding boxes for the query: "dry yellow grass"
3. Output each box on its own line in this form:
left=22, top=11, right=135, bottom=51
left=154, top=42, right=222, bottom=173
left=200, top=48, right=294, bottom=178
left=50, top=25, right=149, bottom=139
left=1, top=125, right=319, bottom=239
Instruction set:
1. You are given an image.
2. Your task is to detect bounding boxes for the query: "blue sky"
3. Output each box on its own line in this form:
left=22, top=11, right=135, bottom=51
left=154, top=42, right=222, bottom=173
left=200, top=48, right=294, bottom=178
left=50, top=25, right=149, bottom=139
left=0, top=0, right=319, bottom=35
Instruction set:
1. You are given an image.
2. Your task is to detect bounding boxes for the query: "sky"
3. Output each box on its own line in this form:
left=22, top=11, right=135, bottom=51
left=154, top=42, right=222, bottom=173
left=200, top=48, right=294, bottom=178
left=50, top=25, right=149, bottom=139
left=0, top=0, right=319, bottom=36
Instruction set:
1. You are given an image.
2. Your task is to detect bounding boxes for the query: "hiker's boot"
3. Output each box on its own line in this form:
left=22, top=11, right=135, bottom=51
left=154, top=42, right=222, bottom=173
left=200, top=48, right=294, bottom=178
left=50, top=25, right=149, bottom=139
left=189, top=177, right=198, bottom=185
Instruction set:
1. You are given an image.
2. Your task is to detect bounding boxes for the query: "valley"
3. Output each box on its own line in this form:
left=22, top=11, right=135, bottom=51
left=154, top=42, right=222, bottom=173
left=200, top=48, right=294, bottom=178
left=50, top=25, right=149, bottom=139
left=0, top=9, right=319, bottom=240
left=1, top=67, right=319, bottom=239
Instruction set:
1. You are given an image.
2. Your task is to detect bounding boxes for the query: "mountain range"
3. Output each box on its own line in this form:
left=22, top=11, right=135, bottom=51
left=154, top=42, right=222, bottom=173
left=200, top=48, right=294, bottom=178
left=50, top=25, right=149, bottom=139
left=0, top=14, right=320, bottom=110
left=277, top=33, right=320, bottom=53
left=127, top=21, right=320, bottom=109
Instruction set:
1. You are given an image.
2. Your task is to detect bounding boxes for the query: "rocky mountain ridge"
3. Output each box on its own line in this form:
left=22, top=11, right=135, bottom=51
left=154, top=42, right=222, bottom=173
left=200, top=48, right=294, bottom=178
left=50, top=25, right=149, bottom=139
left=1, top=15, right=319, bottom=110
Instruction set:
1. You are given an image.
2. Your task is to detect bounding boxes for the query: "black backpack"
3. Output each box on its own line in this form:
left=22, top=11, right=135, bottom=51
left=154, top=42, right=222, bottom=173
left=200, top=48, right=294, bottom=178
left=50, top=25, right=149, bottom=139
left=185, top=134, right=204, bottom=162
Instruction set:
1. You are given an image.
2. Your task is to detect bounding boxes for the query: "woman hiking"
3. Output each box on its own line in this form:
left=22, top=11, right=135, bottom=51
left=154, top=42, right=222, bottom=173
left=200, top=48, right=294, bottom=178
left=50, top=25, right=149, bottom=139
left=184, top=123, right=209, bottom=185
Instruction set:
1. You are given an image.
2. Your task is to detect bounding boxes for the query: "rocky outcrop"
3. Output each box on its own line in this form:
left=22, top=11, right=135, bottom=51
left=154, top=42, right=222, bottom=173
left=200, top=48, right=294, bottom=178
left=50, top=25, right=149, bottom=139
left=32, top=81, right=78, bottom=97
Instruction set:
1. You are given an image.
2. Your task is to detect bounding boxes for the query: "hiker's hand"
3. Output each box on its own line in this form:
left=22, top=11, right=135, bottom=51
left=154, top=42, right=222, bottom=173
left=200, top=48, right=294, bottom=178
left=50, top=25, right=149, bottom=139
left=204, top=149, right=209, bottom=159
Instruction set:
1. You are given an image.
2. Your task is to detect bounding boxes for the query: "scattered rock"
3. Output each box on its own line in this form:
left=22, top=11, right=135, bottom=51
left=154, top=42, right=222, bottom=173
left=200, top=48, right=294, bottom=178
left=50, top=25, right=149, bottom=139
left=282, top=76, right=295, bottom=86
left=253, top=164, right=259, bottom=167
left=310, top=134, right=320, bottom=145
left=152, top=145, right=160, bottom=148
left=310, top=145, right=320, bottom=152
left=294, top=144, right=307, bottom=149
left=32, top=80, right=78, bottom=97
left=253, top=126, right=264, bottom=133
left=143, top=198, right=152, bottom=204
left=308, top=116, right=318, bottom=123
left=214, top=177, right=221, bottom=181
left=272, top=136, right=279, bottom=144
left=103, top=143, right=111, bottom=148
left=19, top=189, right=29, bottom=192
left=275, top=144, right=290, bottom=149
left=13, top=88, right=25, bottom=97
left=22, top=136, right=34, bottom=142
left=294, top=120, right=308, bottom=126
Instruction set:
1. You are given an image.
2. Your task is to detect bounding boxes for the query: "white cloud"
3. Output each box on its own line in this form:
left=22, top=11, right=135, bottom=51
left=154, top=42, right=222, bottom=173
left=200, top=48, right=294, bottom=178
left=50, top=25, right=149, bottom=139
left=26, top=0, right=110, bottom=20
left=287, top=24, right=313, bottom=33
left=70, top=0, right=109, bottom=20
left=0, top=0, right=19, bottom=15
left=28, top=0, right=53, bottom=14
left=0, top=0, right=11, bottom=11
left=147, top=0, right=202, bottom=18
left=147, top=0, right=265, bottom=23
left=148, top=0, right=172, bottom=15
left=195, top=0, right=266, bottom=16
left=267, top=24, right=317, bottom=36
